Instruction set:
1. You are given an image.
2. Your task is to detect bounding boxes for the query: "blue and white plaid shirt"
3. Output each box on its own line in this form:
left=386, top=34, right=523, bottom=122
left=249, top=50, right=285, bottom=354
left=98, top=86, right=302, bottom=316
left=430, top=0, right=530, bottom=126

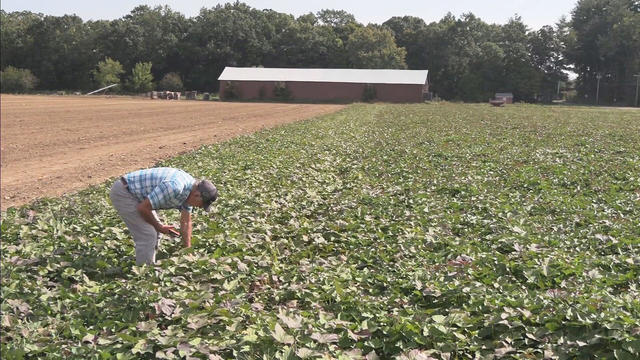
left=123, top=167, right=196, bottom=212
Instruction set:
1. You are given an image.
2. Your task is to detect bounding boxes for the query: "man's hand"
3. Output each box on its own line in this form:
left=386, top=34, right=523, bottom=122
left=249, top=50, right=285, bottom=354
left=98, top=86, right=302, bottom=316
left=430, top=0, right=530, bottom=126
left=159, top=225, right=180, bottom=237
left=137, top=199, right=179, bottom=236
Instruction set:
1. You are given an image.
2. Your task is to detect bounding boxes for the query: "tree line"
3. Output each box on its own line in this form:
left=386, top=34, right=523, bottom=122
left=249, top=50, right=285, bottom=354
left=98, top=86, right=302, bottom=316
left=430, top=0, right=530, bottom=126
left=1, top=0, right=638, bottom=104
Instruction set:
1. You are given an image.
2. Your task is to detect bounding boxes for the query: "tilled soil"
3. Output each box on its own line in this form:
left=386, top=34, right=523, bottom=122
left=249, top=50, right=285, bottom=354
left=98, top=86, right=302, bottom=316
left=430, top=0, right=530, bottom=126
left=1, top=95, right=345, bottom=210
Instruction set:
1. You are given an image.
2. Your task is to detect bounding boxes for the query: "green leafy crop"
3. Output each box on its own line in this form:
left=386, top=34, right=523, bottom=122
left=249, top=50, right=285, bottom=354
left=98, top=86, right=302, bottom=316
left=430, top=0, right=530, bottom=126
left=2, top=103, right=639, bottom=359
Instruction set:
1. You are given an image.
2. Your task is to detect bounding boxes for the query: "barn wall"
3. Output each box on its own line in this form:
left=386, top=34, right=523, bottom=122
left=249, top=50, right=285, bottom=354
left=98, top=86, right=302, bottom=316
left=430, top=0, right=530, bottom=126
left=374, top=83, right=424, bottom=103
left=219, top=81, right=424, bottom=103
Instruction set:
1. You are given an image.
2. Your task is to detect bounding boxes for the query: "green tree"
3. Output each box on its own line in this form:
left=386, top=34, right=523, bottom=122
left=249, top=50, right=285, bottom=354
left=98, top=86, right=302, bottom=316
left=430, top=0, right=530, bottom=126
left=180, top=2, right=274, bottom=90
left=0, top=66, right=38, bottom=93
left=456, top=41, right=506, bottom=102
left=316, top=9, right=356, bottom=27
left=528, top=24, right=568, bottom=101
left=104, top=6, right=188, bottom=77
left=297, top=12, right=318, bottom=26
left=346, top=25, right=407, bottom=69
left=267, top=16, right=341, bottom=68
left=315, top=9, right=361, bottom=67
left=566, top=0, right=640, bottom=105
left=92, top=57, right=124, bottom=88
left=0, top=11, right=42, bottom=71
left=426, top=13, right=503, bottom=101
left=158, top=72, right=183, bottom=91
left=128, top=62, right=154, bottom=92
left=1, top=11, right=99, bottom=90
left=383, top=16, right=428, bottom=69
left=499, top=16, right=539, bottom=101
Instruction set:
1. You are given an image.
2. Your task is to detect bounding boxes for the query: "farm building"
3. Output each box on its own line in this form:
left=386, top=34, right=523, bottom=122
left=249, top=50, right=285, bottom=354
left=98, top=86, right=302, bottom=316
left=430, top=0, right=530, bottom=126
left=218, top=67, right=429, bottom=103
left=495, top=92, right=514, bottom=104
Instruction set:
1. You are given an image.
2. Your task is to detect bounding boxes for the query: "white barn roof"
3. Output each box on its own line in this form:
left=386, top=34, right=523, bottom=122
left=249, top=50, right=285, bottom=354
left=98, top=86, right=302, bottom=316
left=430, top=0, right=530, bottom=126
left=218, top=67, right=428, bottom=85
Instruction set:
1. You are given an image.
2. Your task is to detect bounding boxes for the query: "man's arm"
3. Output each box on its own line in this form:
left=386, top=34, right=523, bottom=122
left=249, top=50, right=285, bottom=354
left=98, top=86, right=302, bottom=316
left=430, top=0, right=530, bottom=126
left=137, top=198, right=178, bottom=235
left=180, top=210, right=192, bottom=248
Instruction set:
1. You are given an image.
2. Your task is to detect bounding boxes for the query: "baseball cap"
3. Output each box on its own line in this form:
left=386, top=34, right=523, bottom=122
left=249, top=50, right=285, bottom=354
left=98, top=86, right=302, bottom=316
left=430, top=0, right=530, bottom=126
left=198, top=180, right=218, bottom=211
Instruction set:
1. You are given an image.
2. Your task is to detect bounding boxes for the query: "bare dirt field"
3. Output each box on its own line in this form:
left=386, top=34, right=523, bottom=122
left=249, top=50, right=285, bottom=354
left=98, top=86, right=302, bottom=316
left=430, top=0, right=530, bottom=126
left=1, top=95, right=345, bottom=210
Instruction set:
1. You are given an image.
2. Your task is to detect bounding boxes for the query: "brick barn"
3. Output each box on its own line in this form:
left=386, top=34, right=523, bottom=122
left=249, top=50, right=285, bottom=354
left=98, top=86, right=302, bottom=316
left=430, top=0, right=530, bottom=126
left=218, top=67, right=429, bottom=103
left=495, top=92, right=514, bottom=104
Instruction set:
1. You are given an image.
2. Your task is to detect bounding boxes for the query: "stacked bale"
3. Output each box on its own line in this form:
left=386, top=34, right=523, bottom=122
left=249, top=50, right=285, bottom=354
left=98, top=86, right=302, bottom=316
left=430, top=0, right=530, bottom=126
left=151, top=91, right=182, bottom=100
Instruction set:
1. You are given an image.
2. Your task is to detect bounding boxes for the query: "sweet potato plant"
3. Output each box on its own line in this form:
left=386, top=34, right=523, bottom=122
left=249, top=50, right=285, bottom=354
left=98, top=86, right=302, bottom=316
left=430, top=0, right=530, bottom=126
left=2, top=103, right=639, bottom=359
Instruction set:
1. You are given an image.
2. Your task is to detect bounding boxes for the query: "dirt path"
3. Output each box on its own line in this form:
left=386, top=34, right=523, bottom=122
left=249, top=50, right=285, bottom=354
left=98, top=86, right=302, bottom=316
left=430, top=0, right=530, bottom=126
left=1, top=95, right=345, bottom=210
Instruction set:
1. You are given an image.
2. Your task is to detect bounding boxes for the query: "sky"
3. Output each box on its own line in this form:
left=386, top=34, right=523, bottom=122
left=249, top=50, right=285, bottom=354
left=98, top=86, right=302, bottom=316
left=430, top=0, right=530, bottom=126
left=1, top=0, right=578, bottom=30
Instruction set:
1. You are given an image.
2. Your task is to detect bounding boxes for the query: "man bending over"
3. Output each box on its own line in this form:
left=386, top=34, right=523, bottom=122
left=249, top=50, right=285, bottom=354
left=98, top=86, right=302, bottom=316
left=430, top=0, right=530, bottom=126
left=110, top=167, right=218, bottom=265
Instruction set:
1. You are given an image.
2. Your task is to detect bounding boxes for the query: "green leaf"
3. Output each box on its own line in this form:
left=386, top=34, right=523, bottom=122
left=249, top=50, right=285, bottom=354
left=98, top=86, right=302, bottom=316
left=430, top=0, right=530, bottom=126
left=272, top=323, right=294, bottom=344
left=131, top=339, right=152, bottom=355
left=82, top=333, right=96, bottom=344
left=623, top=340, right=640, bottom=355
left=136, top=320, right=157, bottom=332
left=277, top=310, right=302, bottom=329
left=223, top=279, right=238, bottom=291
left=310, top=332, right=339, bottom=344
left=615, top=349, right=636, bottom=360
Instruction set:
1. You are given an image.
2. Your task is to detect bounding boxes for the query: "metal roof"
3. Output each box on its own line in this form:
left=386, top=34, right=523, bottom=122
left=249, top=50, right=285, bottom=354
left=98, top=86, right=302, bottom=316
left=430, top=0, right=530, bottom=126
left=218, top=67, right=429, bottom=85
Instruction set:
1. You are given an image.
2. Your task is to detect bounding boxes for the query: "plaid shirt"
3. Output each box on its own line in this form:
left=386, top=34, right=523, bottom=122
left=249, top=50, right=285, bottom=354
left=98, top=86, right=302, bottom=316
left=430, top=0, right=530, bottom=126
left=123, top=167, right=195, bottom=212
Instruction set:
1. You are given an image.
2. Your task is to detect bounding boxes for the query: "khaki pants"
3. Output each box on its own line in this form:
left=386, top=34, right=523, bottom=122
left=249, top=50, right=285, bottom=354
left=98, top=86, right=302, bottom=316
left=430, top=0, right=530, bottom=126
left=109, top=180, right=161, bottom=265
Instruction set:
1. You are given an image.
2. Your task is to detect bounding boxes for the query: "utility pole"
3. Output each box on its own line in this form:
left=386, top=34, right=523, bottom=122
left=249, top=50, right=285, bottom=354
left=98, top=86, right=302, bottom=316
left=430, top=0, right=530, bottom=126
left=634, top=74, right=640, bottom=107
left=596, top=74, right=602, bottom=105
